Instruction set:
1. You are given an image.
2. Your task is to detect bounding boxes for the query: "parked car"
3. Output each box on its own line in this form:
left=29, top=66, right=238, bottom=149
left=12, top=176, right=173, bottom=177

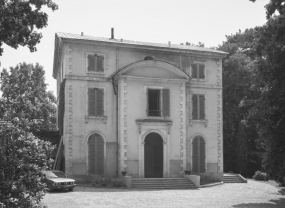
left=41, top=170, right=76, bottom=192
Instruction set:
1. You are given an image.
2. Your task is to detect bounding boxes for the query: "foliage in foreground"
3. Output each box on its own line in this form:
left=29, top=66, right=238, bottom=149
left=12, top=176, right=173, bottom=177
left=0, top=0, right=58, bottom=55
left=0, top=63, right=57, bottom=207
left=0, top=123, right=55, bottom=208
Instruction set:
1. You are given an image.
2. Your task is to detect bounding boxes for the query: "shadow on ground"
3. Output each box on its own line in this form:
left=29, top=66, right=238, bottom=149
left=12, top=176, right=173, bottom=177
left=233, top=198, right=285, bottom=208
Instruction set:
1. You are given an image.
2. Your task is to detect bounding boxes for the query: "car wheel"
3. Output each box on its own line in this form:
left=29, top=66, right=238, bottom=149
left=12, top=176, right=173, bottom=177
left=47, top=184, right=54, bottom=192
left=68, top=187, right=74, bottom=191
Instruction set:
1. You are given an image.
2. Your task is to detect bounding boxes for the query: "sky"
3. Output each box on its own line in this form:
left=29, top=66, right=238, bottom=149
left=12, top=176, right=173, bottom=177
left=0, top=0, right=269, bottom=95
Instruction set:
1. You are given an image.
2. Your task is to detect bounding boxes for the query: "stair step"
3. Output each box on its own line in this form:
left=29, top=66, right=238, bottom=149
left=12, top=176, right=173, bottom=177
left=131, top=178, right=196, bottom=189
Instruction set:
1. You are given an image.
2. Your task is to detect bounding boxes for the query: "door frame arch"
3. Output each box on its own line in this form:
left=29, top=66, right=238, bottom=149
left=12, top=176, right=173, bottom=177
left=140, top=129, right=168, bottom=178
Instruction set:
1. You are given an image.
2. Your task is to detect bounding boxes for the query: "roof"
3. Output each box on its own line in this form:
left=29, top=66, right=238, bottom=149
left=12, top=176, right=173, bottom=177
left=53, top=32, right=228, bottom=78
left=56, top=32, right=227, bottom=55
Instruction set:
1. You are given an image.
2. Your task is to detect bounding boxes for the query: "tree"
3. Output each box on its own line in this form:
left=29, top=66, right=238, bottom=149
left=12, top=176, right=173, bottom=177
left=0, top=123, right=55, bottom=208
left=0, top=63, right=57, bottom=207
left=250, top=0, right=285, bottom=19
left=0, top=0, right=58, bottom=55
left=0, top=62, right=57, bottom=132
left=249, top=14, right=285, bottom=183
left=218, top=29, right=263, bottom=176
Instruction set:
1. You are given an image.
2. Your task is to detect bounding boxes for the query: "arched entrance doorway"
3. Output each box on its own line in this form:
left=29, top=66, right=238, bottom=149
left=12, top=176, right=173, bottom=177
left=144, top=133, right=163, bottom=178
left=88, top=133, right=104, bottom=176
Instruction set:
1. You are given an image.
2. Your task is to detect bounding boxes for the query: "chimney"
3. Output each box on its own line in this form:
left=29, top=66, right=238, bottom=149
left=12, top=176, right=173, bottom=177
left=168, top=41, right=171, bottom=47
left=111, top=28, right=114, bottom=39
left=81, top=32, right=84, bottom=36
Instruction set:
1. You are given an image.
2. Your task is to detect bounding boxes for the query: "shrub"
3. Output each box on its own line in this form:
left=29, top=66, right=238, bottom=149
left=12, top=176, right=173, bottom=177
left=252, top=171, right=268, bottom=181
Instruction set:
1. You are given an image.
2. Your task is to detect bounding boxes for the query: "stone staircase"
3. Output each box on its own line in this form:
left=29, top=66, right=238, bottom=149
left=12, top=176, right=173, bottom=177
left=223, top=174, right=247, bottom=183
left=131, top=178, right=197, bottom=189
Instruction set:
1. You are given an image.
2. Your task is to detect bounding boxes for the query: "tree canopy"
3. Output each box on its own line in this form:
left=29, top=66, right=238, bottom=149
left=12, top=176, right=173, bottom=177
left=221, top=1, right=285, bottom=182
left=0, top=0, right=58, bottom=55
left=0, top=63, right=57, bottom=207
left=0, top=62, right=57, bottom=132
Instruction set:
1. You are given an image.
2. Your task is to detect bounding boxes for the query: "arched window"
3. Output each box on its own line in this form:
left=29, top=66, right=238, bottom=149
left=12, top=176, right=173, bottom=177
left=88, top=133, right=104, bottom=175
left=144, top=56, right=154, bottom=60
left=192, top=136, right=206, bottom=173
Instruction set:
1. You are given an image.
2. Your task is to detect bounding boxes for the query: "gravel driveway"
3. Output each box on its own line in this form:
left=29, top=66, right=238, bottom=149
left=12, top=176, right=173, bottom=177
left=42, top=180, right=285, bottom=208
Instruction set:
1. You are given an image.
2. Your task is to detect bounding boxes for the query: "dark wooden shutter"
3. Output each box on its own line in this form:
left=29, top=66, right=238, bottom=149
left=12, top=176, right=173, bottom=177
left=192, top=137, right=199, bottom=172
left=95, top=88, right=104, bottom=116
left=199, top=95, right=205, bottom=120
left=95, top=134, right=104, bottom=175
left=96, top=55, right=104, bottom=72
left=192, top=94, right=198, bottom=119
left=88, top=88, right=96, bottom=116
left=192, top=136, right=206, bottom=173
left=191, top=64, right=198, bottom=79
left=88, top=55, right=95, bottom=71
left=199, top=137, right=206, bottom=173
left=88, top=134, right=104, bottom=175
left=199, top=64, right=205, bottom=80
left=88, top=135, right=96, bottom=174
left=162, top=89, right=170, bottom=117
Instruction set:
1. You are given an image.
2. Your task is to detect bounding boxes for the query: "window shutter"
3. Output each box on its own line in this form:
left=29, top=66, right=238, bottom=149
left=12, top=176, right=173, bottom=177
left=96, top=55, right=104, bottom=72
left=95, top=134, right=104, bottom=175
left=199, top=137, right=206, bottom=173
left=191, top=64, right=198, bottom=79
left=199, top=64, right=205, bottom=80
left=88, top=55, right=95, bottom=71
left=146, top=89, right=149, bottom=116
left=95, top=88, right=104, bottom=116
left=162, top=89, right=170, bottom=117
left=192, top=137, right=199, bottom=172
left=199, top=95, right=205, bottom=120
left=192, top=94, right=198, bottom=119
left=88, top=88, right=96, bottom=116
left=88, top=135, right=96, bottom=174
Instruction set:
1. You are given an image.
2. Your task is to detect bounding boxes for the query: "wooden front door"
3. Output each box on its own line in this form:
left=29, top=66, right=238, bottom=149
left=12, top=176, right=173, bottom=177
left=144, top=133, right=163, bottom=178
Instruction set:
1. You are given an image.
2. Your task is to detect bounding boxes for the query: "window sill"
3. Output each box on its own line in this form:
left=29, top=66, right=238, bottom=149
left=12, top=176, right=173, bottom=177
left=85, top=116, right=107, bottom=124
left=191, top=79, right=206, bottom=82
left=190, top=119, right=208, bottom=127
left=87, top=72, right=105, bottom=76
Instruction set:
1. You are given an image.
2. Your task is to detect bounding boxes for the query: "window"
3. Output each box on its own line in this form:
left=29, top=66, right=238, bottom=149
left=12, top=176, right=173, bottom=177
left=88, top=133, right=104, bottom=175
left=144, top=56, right=154, bottom=60
left=192, top=136, right=206, bottom=173
left=88, top=88, right=104, bottom=117
left=147, top=88, right=170, bottom=117
left=192, top=94, right=205, bottom=120
left=191, top=63, right=205, bottom=80
left=87, top=54, right=104, bottom=72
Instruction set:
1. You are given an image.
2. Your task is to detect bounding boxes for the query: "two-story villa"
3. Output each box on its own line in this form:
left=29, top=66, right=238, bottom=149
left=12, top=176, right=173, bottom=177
left=53, top=31, right=227, bottom=183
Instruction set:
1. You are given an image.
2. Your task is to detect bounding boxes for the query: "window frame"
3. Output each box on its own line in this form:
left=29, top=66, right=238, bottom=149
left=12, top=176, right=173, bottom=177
left=190, top=92, right=207, bottom=121
left=145, top=86, right=170, bottom=118
left=190, top=62, right=206, bottom=81
left=86, top=52, right=106, bottom=74
left=86, top=86, right=106, bottom=118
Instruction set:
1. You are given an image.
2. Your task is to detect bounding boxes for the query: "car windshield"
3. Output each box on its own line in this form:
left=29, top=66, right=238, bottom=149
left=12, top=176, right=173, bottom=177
left=45, top=171, right=66, bottom=178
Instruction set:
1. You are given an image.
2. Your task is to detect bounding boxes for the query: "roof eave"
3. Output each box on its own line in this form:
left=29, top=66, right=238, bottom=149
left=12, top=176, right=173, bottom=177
left=58, top=36, right=228, bottom=58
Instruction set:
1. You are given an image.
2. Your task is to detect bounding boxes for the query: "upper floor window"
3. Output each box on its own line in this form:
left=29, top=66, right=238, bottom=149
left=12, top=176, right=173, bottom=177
left=88, top=88, right=104, bottom=117
left=191, top=63, right=205, bottom=80
left=192, top=94, right=205, bottom=120
left=87, top=54, right=105, bottom=73
left=147, top=88, right=170, bottom=117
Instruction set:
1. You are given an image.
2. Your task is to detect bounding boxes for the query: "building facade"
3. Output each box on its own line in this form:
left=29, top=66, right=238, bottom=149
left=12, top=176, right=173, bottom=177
left=53, top=32, right=227, bottom=182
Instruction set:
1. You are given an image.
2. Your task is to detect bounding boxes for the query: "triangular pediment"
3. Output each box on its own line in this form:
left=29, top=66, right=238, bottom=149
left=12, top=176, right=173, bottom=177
left=114, top=60, right=190, bottom=80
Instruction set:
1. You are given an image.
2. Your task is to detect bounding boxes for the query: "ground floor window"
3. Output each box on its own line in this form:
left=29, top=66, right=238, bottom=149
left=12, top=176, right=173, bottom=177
left=192, top=136, right=206, bottom=173
left=88, top=133, right=104, bottom=175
